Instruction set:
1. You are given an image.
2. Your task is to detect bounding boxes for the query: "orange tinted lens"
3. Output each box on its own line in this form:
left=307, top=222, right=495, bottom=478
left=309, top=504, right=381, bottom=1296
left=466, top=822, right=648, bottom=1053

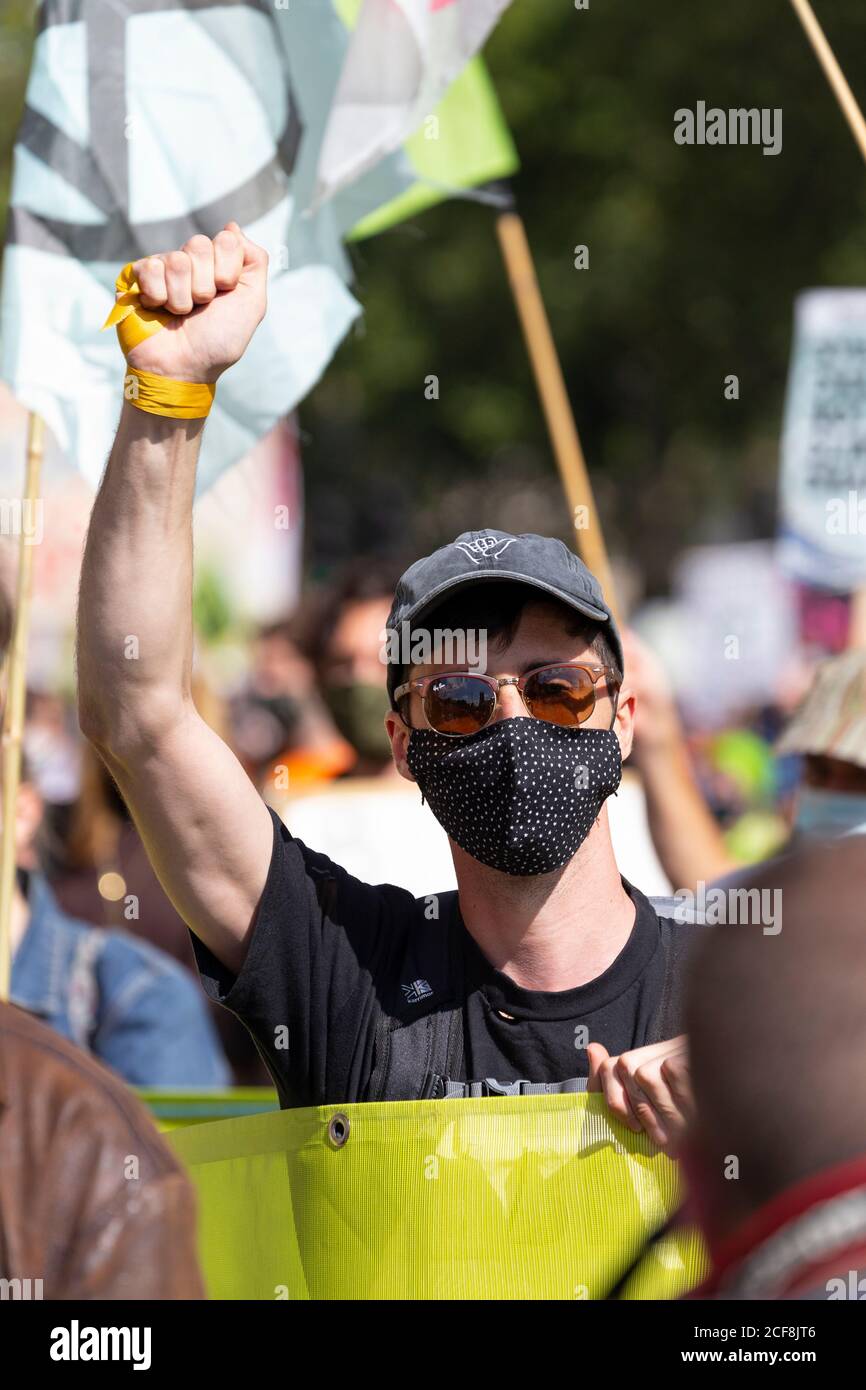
left=425, top=676, right=495, bottom=734
left=523, top=666, right=595, bottom=726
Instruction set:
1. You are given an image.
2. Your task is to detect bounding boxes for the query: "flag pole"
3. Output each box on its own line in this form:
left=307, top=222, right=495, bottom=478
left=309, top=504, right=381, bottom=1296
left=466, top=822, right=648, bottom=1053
left=0, top=410, right=44, bottom=1000
left=787, top=0, right=866, bottom=646
left=789, top=0, right=866, bottom=163
left=493, top=192, right=621, bottom=625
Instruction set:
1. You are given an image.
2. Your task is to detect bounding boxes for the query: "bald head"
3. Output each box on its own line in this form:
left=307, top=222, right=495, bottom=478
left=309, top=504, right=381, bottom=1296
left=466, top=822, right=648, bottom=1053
left=685, top=837, right=866, bottom=1229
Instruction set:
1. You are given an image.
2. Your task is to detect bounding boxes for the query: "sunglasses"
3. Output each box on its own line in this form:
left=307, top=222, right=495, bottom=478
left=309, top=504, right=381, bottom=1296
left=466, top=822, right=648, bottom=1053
left=394, top=662, right=619, bottom=737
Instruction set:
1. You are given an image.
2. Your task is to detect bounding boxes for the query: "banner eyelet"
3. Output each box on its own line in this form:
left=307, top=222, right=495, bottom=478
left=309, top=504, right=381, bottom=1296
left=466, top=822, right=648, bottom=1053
left=328, top=1113, right=351, bottom=1148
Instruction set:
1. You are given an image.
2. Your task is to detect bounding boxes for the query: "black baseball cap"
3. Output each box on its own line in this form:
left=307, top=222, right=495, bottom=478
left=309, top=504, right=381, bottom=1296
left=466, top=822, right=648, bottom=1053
left=385, top=529, right=623, bottom=704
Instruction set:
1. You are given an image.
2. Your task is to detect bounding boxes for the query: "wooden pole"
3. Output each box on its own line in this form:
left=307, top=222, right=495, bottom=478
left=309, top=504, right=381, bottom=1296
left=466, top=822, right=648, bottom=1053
left=788, top=1, right=866, bottom=646
left=495, top=210, right=621, bottom=625
left=0, top=411, right=44, bottom=1000
left=789, top=0, right=866, bottom=164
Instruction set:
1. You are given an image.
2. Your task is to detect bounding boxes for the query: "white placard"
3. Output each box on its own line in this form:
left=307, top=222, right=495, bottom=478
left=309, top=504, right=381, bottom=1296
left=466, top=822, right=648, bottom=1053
left=779, top=289, right=866, bottom=591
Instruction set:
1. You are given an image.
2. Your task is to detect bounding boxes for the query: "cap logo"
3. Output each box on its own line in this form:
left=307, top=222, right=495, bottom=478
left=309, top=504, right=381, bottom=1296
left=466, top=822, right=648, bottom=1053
left=454, top=537, right=517, bottom=564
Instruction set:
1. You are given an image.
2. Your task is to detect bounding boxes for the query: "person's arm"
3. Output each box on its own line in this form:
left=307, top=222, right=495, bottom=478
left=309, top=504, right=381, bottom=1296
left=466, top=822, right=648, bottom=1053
left=623, top=629, right=738, bottom=890
left=93, top=944, right=232, bottom=1089
left=77, top=225, right=274, bottom=976
left=66, top=1169, right=206, bottom=1301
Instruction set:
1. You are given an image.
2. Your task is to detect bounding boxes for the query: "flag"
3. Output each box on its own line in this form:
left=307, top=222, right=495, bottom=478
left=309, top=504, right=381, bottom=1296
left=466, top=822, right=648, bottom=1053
left=0, top=0, right=516, bottom=493
left=350, top=45, right=518, bottom=240
left=316, top=0, right=513, bottom=208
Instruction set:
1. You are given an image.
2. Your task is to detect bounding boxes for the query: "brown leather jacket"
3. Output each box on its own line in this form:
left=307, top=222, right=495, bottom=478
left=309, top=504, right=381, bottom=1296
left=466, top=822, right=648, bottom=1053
left=0, top=1000, right=205, bottom=1299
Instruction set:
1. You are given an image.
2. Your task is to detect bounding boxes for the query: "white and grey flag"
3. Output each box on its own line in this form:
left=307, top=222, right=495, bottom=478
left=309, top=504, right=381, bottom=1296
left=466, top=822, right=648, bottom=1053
left=0, top=0, right=416, bottom=491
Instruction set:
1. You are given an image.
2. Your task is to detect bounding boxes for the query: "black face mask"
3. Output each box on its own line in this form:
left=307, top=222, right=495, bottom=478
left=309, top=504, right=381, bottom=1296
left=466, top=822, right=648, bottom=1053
left=322, top=682, right=392, bottom=762
left=406, top=716, right=622, bottom=876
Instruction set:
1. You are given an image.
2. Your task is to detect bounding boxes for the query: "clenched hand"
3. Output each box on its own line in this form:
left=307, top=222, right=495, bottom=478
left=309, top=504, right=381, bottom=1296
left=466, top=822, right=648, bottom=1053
left=124, top=222, right=268, bottom=384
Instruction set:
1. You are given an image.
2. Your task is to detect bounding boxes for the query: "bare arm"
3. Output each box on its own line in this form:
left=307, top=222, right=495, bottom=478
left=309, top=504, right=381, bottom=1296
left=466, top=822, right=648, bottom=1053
left=77, top=225, right=273, bottom=975
left=623, top=629, right=739, bottom=890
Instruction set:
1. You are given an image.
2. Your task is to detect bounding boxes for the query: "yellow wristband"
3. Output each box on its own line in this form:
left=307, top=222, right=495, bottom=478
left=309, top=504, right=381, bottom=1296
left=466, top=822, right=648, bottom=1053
left=103, top=262, right=215, bottom=419
left=123, top=367, right=215, bottom=420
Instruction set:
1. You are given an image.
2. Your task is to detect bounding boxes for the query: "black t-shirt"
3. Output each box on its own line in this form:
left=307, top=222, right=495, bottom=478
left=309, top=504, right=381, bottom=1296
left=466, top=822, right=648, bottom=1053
left=192, top=809, right=691, bottom=1108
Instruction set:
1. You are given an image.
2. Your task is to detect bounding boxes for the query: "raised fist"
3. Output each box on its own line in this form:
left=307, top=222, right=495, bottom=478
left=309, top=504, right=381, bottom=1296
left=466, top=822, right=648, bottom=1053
left=124, top=222, right=268, bottom=384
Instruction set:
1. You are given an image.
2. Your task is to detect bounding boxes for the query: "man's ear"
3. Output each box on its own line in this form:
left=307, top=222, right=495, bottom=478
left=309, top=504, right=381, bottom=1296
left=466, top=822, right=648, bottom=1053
left=386, top=710, right=417, bottom=784
left=613, top=681, right=636, bottom=762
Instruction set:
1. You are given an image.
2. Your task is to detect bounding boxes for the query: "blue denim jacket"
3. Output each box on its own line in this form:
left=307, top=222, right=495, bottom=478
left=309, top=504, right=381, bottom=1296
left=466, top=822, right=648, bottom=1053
left=11, top=874, right=230, bottom=1089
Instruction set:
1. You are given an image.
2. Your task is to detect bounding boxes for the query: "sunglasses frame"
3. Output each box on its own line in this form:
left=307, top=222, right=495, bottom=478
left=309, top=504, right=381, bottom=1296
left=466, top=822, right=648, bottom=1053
left=394, top=661, right=620, bottom=737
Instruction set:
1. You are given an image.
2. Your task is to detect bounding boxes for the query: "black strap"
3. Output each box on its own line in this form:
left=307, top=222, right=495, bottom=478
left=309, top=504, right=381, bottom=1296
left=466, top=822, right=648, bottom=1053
left=440, top=1076, right=588, bottom=1098
left=368, top=896, right=465, bottom=1102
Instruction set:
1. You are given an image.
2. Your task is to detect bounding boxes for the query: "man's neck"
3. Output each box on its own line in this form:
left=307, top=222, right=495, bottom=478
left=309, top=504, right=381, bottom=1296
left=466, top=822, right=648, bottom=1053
left=453, top=808, right=635, bottom=992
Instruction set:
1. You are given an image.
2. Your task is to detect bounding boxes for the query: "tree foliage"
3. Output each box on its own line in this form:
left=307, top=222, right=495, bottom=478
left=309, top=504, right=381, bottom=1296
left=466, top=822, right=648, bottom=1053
left=304, top=0, right=866, bottom=590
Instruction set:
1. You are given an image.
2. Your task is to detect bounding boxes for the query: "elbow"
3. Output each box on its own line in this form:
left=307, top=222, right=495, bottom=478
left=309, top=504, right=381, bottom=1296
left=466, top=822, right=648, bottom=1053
left=77, top=649, right=117, bottom=751
left=78, top=687, right=187, bottom=765
left=77, top=690, right=113, bottom=754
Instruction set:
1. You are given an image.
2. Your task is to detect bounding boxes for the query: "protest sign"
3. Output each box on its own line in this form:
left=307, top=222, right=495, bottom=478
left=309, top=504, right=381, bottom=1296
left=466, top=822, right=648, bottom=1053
left=779, top=289, right=866, bottom=591
left=675, top=541, right=798, bottom=725
left=166, top=1093, right=707, bottom=1301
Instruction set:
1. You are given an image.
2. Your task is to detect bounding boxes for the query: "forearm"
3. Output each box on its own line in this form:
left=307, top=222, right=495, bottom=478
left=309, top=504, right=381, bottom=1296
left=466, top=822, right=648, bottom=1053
left=636, top=728, right=739, bottom=890
left=77, top=401, right=204, bottom=751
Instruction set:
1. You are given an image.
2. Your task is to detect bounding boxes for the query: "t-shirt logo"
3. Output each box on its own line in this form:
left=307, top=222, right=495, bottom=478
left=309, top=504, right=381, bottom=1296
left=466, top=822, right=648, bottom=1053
left=454, top=537, right=517, bottom=564
left=401, top=979, right=434, bottom=1004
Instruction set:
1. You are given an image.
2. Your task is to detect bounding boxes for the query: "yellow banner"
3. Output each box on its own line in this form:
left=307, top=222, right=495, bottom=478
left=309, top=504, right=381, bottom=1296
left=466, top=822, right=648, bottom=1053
left=166, top=1094, right=707, bottom=1300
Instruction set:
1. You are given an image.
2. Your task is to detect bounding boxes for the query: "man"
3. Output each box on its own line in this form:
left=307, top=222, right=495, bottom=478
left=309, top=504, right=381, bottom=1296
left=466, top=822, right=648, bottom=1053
left=683, top=837, right=866, bottom=1299
left=77, top=224, right=694, bottom=1149
left=231, top=618, right=353, bottom=793
left=306, top=562, right=406, bottom=776
left=7, top=759, right=230, bottom=1089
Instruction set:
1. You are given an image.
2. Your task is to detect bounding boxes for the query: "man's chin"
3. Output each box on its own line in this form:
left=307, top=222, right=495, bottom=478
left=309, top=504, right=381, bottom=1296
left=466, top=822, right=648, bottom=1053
left=449, top=835, right=578, bottom=885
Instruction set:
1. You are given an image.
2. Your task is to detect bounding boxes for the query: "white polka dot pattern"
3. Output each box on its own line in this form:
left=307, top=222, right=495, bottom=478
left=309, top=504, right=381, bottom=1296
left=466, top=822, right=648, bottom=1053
left=407, top=717, right=622, bottom=876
